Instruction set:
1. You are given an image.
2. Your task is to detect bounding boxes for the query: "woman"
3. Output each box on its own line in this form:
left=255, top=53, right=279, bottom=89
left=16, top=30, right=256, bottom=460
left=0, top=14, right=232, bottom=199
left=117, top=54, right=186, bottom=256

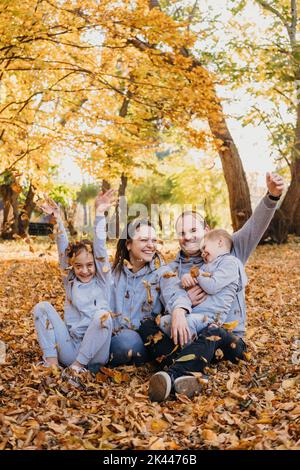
left=108, top=217, right=192, bottom=367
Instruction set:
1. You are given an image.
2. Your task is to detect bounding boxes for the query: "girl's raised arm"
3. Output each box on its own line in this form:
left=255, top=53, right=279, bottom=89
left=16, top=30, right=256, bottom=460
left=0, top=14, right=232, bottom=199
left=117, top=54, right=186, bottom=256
left=39, top=197, right=69, bottom=270
left=93, top=189, right=116, bottom=283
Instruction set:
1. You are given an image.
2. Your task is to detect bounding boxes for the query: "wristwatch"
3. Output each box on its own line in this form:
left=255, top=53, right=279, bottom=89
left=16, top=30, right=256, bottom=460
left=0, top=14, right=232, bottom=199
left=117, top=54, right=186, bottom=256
left=267, top=191, right=281, bottom=201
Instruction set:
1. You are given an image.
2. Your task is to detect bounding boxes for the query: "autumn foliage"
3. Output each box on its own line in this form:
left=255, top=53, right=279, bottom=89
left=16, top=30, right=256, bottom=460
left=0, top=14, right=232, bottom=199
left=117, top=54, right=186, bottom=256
left=0, top=239, right=299, bottom=450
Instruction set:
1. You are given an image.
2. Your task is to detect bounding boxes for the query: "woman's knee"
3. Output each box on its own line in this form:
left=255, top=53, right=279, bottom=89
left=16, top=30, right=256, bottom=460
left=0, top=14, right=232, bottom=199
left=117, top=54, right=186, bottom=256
left=109, top=329, right=147, bottom=366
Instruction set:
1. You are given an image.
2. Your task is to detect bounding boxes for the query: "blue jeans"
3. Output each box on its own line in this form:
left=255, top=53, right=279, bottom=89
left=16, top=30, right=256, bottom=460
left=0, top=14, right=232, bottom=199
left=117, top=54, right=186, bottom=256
left=109, top=329, right=148, bottom=367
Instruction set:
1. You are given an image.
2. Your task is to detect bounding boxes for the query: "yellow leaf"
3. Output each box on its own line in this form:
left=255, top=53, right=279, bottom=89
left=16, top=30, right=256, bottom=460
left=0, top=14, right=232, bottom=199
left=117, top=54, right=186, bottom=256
left=162, top=271, right=177, bottom=278
left=223, top=320, right=239, bottom=330
left=206, top=336, right=221, bottom=341
left=190, top=266, right=199, bottom=278
left=243, top=352, right=251, bottom=361
left=176, top=354, right=196, bottom=362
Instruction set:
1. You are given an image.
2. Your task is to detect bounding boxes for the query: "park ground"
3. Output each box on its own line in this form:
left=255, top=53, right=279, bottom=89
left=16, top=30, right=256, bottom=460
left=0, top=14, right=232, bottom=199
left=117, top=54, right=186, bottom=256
left=0, top=237, right=299, bottom=450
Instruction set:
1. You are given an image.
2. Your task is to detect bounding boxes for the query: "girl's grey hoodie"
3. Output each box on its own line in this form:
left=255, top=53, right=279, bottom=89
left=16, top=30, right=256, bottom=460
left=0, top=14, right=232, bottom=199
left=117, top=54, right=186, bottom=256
left=56, top=215, right=111, bottom=340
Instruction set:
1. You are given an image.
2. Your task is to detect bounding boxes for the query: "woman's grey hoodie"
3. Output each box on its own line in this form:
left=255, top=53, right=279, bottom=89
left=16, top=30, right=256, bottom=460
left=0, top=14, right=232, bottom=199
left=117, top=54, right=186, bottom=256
left=110, top=253, right=192, bottom=331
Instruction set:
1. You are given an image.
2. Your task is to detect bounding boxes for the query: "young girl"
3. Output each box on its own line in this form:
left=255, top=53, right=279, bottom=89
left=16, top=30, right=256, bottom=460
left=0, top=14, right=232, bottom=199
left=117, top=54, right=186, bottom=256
left=33, top=189, right=115, bottom=386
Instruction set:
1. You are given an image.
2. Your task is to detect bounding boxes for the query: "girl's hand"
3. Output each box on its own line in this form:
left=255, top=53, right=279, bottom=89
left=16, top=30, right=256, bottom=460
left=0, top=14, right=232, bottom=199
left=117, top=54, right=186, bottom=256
left=181, top=273, right=197, bottom=289
left=95, top=189, right=117, bottom=216
left=38, top=197, right=60, bottom=220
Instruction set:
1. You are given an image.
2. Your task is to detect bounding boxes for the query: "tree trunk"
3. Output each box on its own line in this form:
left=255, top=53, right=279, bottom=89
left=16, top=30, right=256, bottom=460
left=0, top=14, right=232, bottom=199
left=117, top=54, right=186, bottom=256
left=62, top=203, right=78, bottom=237
left=102, top=180, right=111, bottom=192
left=18, top=183, right=35, bottom=237
left=146, top=0, right=252, bottom=232
left=290, top=198, right=300, bottom=235
left=83, top=204, right=88, bottom=226
left=267, top=97, right=300, bottom=243
left=0, top=178, right=20, bottom=239
left=116, top=172, right=128, bottom=238
left=208, top=105, right=252, bottom=231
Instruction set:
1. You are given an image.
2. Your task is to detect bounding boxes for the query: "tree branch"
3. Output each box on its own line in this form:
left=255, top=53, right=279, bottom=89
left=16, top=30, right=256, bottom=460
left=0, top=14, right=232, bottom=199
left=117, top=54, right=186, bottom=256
left=254, top=0, right=294, bottom=45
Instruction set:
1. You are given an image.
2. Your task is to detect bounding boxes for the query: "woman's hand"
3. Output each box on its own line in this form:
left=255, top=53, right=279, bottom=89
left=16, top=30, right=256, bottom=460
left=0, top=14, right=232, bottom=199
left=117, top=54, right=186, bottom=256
left=95, top=189, right=117, bottom=216
left=187, top=285, right=208, bottom=307
left=38, top=197, right=60, bottom=220
left=171, top=308, right=191, bottom=347
left=181, top=273, right=198, bottom=289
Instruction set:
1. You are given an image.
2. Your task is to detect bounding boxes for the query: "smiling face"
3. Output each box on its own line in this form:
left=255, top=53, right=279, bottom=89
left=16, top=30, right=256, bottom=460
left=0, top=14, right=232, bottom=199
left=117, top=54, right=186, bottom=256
left=73, top=249, right=96, bottom=283
left=176, top=213, right=207, bottom=256
left=126, top=224, right=157, bottom=267
left=200, top=237, right=220, bottom=263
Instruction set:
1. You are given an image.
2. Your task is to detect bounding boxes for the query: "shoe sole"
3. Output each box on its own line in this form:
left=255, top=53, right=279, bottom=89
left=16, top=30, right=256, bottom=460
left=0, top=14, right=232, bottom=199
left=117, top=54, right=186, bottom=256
left=174, top=376, right=205, bottom=398
left=149, top=372, right=172, bottom=402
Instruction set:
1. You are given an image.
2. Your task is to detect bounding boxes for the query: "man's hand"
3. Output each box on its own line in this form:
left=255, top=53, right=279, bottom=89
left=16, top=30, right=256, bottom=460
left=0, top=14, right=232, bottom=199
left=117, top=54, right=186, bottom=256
left=171, top=308, right=191, bottom=347
left=95, top=189, right=117, bottom=216
left=187, top=285, right=208, bottom=307
left=266, top=172, right=285, bottom=197
left=181, top=273, right=198, bottom=289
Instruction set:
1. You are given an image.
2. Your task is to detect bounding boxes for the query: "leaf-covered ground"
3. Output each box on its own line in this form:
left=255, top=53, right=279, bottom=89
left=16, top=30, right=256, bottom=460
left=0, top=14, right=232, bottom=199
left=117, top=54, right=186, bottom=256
left=0, top=238, right=299, bottom=450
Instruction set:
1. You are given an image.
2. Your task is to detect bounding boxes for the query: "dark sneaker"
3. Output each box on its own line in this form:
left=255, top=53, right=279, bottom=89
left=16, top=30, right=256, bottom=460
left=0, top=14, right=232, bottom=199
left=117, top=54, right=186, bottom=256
left=149, top=371, right=172, bottom=402
left=61, top=366, right=89, bottom=391
left=174, top=375, right=208, bottom=398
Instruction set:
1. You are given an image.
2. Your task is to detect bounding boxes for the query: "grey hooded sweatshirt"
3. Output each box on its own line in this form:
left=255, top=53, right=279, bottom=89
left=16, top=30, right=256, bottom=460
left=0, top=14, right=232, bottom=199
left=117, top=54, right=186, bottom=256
left=168, top=194, right=278, bottom=337
left=110, top=254, right=192, bottom=331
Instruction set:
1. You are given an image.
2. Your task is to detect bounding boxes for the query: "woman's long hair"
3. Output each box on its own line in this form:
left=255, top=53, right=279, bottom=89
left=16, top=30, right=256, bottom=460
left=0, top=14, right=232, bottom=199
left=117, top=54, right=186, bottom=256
left=112, top=218, right=155, bottom=272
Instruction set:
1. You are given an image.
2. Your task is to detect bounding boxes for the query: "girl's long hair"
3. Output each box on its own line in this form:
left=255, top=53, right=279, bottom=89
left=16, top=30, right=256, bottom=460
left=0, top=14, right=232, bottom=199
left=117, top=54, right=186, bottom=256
left=112, top=218, right=155, bottom=273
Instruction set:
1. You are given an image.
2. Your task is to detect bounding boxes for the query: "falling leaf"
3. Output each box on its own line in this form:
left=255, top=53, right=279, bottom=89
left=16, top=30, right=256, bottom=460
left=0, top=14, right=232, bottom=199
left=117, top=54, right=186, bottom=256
left=176, top=354, right=196, bottom=362
left=154, top=257, right=161, bottom=270
left=142, top=280, right=153, bottom=304
left=215, top=349, right=224, bottom=360
left=190, top=266, right=199, bottom=278
left=201, top=271, right=212, bottom=278
left=102, top=265, right=110, bottom=273
left=162, top=271, right=177, bottom=278
left=223, top=320, right=239, bottom=331
left=96, top=256, right=106, bottom=262
left=206, top=336, right=221, bottom=341
left=100, top=312, right=110, bottom=328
